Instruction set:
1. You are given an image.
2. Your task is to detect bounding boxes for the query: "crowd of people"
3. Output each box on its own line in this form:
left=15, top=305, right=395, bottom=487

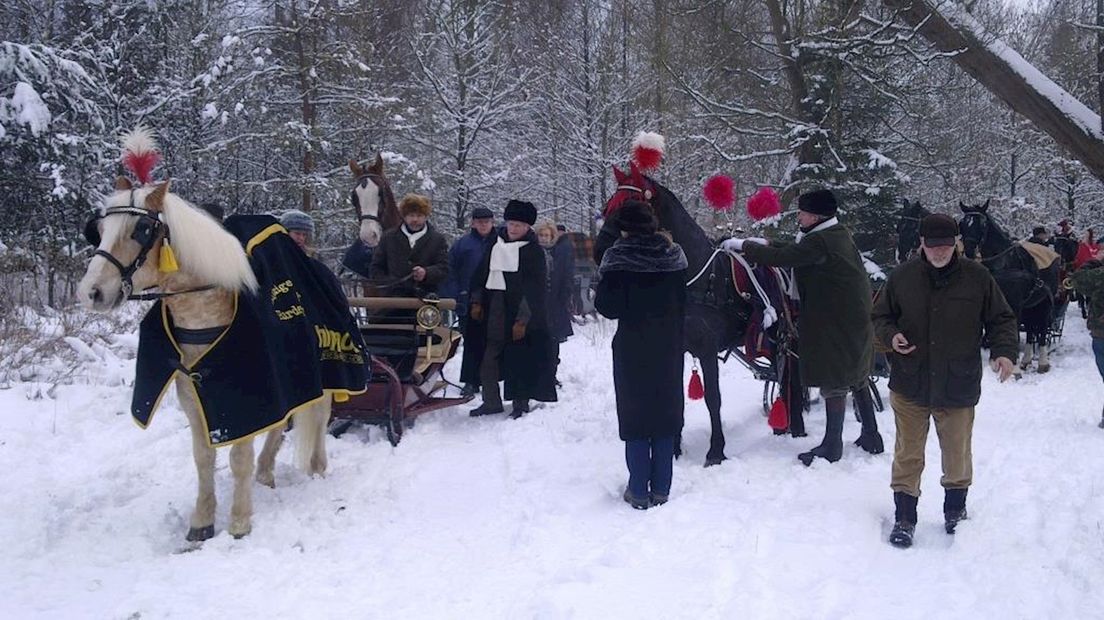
left=269, top=189, right=1103, bottom=550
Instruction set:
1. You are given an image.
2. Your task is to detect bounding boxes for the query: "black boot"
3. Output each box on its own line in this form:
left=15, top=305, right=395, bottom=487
left=469, top=403, right=504, bottom=417
left=852, top=385, right=885, bottom=455
left=798, top=394, right=845, bottom=466
left=460, top=383, right=480, bottom=398
left=508, top=399, right=530, bottom=419
left=943, top=488, right=969, bottom=534
left=890, top=492, right=918, bottom=548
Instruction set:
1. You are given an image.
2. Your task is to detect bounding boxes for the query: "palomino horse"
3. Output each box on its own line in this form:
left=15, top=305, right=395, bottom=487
left=342, top=154, right=401, bottom=279
left=959, top=201, right=1058, bottom=373
left=895, top=199, right=930, bottom=263
left=77, top=149, right=334, bottom=542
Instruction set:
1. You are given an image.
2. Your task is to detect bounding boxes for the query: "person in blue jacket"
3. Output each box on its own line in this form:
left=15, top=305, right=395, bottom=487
left=442, top=206, right=497, bottom=396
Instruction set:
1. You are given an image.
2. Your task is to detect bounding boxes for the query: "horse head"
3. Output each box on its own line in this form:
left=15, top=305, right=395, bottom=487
left=350, top=153, right=399, bottom=247
left=958, top=199, right=992, bottom=259
left=895, top=199, right=929, bottom=263
left=606, top=161, right=657, bottom=218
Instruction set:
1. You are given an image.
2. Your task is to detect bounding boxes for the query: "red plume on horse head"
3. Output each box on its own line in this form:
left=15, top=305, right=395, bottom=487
left=120, top=126, right=162, bottom=186
left=747, top=187, right=782, bottom=222
left=703, top=175, right=736, bottom=211
left=631, top=131, right=664, bottom=173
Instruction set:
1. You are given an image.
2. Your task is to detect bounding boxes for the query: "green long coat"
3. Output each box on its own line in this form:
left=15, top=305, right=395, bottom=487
left=742, top=223, right=873, bottom=390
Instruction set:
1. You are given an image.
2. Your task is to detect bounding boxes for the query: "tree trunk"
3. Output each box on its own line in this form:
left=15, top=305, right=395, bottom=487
left=885, top=0, right=1104, bottom=182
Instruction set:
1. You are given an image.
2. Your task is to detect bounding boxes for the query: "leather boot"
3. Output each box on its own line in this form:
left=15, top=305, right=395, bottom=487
left=944, top=488, right=969, bottom=534
left=890, top=492, right=918, bottom=548
left=798, top=394, right=845, bottom=466
left=852, top=385, right=885, bottom=454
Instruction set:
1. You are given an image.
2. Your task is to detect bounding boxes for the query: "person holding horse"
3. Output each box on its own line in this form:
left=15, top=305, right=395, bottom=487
left=466, top=199, right=557, bottom=418
left=872, top=213, right=1018, bottom=548
left=369, top=193, right=449, bottom=298
left=444, top=206, right=498, bottom=397
left=722, top=188, right=884, bottom=466
left=595, top=201, right=687, bottom=509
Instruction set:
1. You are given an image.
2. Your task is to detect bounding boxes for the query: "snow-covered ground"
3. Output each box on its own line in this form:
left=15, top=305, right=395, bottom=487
left=3, top=307, right=1104, bottom=619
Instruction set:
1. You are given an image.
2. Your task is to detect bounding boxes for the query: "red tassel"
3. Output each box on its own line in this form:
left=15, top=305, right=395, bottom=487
left=767, top=397, right=789, bottom=430
left=688, top=369, right=705, bottom=400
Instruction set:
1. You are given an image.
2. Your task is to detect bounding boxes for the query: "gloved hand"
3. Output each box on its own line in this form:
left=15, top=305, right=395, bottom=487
left=512, top=321, right=527, bottom=341
left=469, top=303, right=483, bottom=322
left=722, top=237, right=768, bottom=252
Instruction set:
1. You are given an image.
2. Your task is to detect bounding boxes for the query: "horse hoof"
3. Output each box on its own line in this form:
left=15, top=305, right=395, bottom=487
left=1038, top=364, right=1050, bottom=374
left=704, top=455, right=727, bottom=467
left=185, top=525, right=215, bottom=542
left=790, top=431, right=808, bottom=438
left=228, top=521, right=252, bottom=539
left=256, top=472, right=275, bottom=488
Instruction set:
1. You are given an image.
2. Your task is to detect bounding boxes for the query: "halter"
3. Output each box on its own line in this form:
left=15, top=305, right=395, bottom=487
left=615, top=184, right=654, bottom=201
left=83, top=191, right=214, bottom=301
left=352, top=173, right=385, bottom=223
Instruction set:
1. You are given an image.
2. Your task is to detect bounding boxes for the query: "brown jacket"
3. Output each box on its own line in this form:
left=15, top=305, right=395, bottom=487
left=871, top=254, right=1018, bottom=408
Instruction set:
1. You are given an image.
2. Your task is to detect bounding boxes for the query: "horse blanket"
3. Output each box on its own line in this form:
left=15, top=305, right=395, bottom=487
left=1020, top=241, right=1061, bottom=271
left=131, top=215, right=368, bottom=447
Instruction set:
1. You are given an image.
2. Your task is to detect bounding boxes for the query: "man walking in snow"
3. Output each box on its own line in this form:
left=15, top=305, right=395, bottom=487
left=722, top=188, right=884, bottom=465
left=872, top=213, right=1018, bottom=548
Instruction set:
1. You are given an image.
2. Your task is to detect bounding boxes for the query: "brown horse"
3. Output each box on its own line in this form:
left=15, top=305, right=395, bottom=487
left=349, top=154, right=401, bottom=246
left=77, top=129, right=334, bottom=542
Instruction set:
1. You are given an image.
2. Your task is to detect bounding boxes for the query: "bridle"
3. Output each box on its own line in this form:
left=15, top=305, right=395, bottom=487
left=352, top=173, right=387, bottom=225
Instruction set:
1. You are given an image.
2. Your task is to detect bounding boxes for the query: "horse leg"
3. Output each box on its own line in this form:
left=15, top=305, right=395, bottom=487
left=699, top=354, right=727, bottom=467
left=179, top=380, right=216, bottom=542
left=1038, top=330, right=1051, bottom=373
left=228, top=439, right=255, bottom=539
left=255, top=427, right=285, bottom=489
left=308, top=395, right=333, bottom=476
left=1020, top=339, right=1034, bottom=370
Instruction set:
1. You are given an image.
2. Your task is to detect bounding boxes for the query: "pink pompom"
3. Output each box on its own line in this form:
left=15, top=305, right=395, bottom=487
left=703, top=174, right=735, bottom=211
left=747, top=187, right=782, bottom=221
left=630, top=131, right=665, bottom=172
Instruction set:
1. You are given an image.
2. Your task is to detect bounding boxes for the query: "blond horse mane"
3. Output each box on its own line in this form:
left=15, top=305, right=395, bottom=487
left=160, top=192, right=258, bottom=293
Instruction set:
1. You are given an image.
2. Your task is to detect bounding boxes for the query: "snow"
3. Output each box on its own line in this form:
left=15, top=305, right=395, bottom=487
left=2, top=308, right=1104, bottom=617
left=8, top=82, right=51, bottom=136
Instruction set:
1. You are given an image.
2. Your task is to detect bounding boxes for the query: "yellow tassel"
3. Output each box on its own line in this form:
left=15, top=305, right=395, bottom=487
left=159, top=242, right=179, bottom=272
left=333, top=391, right=350, bottom=403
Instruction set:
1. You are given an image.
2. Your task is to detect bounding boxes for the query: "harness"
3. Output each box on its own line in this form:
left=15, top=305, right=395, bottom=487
left=353, top=173, right=386, bottom=224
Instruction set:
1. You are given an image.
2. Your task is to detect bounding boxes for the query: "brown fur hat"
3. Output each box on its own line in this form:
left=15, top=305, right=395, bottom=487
left=399, top=193, right=432, bottom=217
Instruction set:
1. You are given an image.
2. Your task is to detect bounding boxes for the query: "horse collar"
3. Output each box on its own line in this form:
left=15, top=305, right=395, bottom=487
left=616, top=184, right=653, bottom=200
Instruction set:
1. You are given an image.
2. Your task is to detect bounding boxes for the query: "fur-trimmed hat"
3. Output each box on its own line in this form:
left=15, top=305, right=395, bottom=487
left=614, top=200, right=658, bottom=235
left=797, top=189, right=838, bottom=217
left=400, top=193, right=432, bottom=217
left=504, top=199, right=537, bottom=225
left=280, top=209, right=314, bottom=234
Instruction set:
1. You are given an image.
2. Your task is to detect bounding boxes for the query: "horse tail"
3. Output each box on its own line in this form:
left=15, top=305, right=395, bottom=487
left=294, top=393, right=333, bottom=474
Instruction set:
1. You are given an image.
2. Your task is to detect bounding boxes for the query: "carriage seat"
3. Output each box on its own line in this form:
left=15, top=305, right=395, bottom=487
left=359, top=325, right=453, bottom=384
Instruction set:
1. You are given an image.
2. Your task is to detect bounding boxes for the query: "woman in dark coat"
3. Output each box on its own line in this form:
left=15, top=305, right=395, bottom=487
left=594, top=200, right=688, bottom=510
left=465, top=200, right=558, bottom=418
left=536, top=221, right=574, bottom=386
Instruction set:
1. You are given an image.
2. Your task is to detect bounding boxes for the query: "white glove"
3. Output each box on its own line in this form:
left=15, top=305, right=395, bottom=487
left=721, top=238, right=746, bottom=252
left=746, top=237, right=768, bottom=247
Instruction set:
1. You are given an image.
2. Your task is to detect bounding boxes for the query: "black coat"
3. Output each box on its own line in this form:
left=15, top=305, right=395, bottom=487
left=461, top=228, right=557, bottom=402
left=545, top=236, right=575, bottom=341
left=595, top=264, right=687, bottom=441
left=368, top=224, right=449, bottom=297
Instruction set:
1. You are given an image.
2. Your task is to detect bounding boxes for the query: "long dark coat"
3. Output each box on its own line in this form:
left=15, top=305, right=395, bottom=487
left=594, top=255, right=687, bottom=441
left=461, top=228, right=557, bottom=402
left=544, top=235, right=575, bottom=341
left=440, top=228, right=497, bottom=319
left=872, top=254, right=1018, bottom=408
left=742, top=222, right=873, bottom=390
left=368, top=223, right=449, bottom=297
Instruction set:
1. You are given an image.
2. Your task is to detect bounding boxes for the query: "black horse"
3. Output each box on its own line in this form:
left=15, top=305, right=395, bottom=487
left=596, top=163, right=805, bottom=466
left=959, top=201, right=1058, bottom=372
left=895, top=199, right=930, bottom=264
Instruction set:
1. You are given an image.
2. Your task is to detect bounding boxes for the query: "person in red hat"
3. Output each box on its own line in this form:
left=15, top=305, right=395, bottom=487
left=873, top=213, right=1018, bottom=548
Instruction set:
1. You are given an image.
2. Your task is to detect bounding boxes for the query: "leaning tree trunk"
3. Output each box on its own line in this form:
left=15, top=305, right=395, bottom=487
left=886, top=0, right=1104, bottom=182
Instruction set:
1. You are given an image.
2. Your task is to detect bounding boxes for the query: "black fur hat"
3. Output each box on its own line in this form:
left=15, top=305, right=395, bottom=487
left=615, top=200, right=658, bottom=235
left=797, top=189, right=838, bottom=217
left=504, top=199, right=537, bottom=225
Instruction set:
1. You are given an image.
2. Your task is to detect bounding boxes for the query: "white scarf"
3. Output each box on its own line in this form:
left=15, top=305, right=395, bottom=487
left=402, top=223, right=428, bottom=248
left=794, top=216, right=839, bottom=244
left=486, top=235, right=529, bottom=290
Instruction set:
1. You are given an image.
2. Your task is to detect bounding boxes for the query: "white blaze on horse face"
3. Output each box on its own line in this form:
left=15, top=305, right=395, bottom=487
left=356, top=178, right=383, bottom=246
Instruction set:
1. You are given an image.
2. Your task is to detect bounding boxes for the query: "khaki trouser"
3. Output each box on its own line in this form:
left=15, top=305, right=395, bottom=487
left=890, top=391, right=974, bottom=497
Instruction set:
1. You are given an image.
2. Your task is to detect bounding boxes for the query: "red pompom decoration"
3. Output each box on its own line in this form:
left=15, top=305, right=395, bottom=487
left=703, top=174, right=735, bottom=211
left=687, top=369, right=704, bottom=400
left=631, top=131, right=665, bottom=173
left=120, top=127, right=162, bottom=185
left=747, top=186, right=782, bottom=221
left=767, top=397, right=789, bottom=430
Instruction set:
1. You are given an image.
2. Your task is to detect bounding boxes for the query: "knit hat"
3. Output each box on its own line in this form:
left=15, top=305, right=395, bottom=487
left=280, top=209, right=314, bottom=234
left=400, top=194, right=432, bottom=217
left=504, top=199, right=537, bottom=225
left=614, top=200, right=658, bottom=235
left=797, top=189, right=838, bottom=217
left=920, top=213, right=959, bottom=247
left=471, top=206, right=494, bottom=220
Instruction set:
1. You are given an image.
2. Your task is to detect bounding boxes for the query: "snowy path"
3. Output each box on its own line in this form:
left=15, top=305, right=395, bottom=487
left=2, top=308, right=1104, bottom=619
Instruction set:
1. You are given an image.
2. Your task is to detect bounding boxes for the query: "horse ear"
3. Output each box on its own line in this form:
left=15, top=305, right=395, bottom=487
left=146, top=180, right=170, bottom=212
left=959, top=202, right=967, bottom=212
left=629, top=161, right=641, bottom=180
left=369, top=152, right=383, bottom=174
left=115, top=176, right=132, bottom=191
left=612, top=165, right=626, bottom=184
left=982, top=198, right=990, bottom=211
left=349, top=159, right=364, bottom=178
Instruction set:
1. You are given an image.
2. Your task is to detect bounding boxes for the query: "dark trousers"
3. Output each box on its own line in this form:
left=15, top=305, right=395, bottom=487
left=625, top=436, right=675, bottom=498
left=1093, top=338, right=1104, bottom=381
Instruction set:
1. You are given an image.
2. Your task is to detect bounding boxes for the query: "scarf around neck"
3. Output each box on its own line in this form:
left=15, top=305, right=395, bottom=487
left=794, top=216, right=839, bottom=243
left=599, top=233, right=688, bottom=275
left=402, top=223, right=428, bottom=248
left=486, top=234, right=529, bottom=290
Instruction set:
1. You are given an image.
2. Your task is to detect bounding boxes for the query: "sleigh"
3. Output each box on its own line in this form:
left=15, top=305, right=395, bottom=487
left=330, top=286, right=473, bottom=446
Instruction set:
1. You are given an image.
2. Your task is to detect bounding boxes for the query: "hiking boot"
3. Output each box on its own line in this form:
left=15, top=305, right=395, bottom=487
left=889, top=521, right=915, bottom=548
left=469, top=404, right=504, bottom=417
left=623, top=488, right=649, bottom=510
left=944, top=509, right=969, bottom=534
left=943, top=488, right=968, bottom=534
left=649, top=492, right=669, bottom=506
